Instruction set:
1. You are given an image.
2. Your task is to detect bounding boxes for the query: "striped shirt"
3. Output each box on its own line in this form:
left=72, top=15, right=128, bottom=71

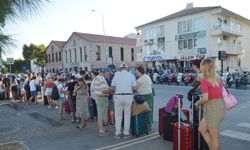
left=94, top=74, right=109, bottom=97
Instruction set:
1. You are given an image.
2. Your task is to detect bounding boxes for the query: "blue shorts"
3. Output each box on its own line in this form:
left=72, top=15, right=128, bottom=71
left=59, top=97, right=65, bottom=102
left=30, top=91, right=37, bottom=97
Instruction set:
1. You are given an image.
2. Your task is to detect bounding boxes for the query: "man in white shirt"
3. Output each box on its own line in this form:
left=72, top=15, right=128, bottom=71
left=111, top=63, right=137, bottom=139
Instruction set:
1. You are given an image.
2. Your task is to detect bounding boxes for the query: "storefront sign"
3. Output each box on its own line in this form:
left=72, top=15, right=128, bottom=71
left=197, top=48, right=206, bottom=54
left=179, top=55, right=205, bottom=61
left=175, top=31, right=206, bottom=40
left=143, top=55, right=164, bottom=61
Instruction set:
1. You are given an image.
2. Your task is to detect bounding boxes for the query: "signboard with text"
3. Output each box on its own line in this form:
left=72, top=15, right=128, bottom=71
left=7, top=57, right=14, bottom=65
left=218, top=51, right=227, bottom=60
left=143, top=55, right=165, bottom=61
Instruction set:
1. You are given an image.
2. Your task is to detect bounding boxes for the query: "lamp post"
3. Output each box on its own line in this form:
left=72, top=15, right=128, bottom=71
left=92, top=10, right=110, bottom=66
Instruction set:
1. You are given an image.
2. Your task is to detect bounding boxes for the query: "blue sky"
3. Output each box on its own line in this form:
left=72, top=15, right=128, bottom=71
left=3, top=0, right=250, bottom=60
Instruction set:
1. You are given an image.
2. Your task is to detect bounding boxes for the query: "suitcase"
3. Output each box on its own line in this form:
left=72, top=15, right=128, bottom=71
left=194, top=125, right=209, bottom=150
left=159, top=107, right=165, bottom=136
left=43, top=95, right=49, bottom=106
left=173, top=122, right=191, bottom=150
left=163, top=113, right=178, bottom=141
left=181, top=108, right=189, bottom=124
left=194, top=105, right=209, bottom=150
left=173, top=94, right=191, bottom=150
left=190, top=94, right=209, bottom=150
left=65, top=99, right=71, bottom=113
left=131, top=112, right=149, bottom=137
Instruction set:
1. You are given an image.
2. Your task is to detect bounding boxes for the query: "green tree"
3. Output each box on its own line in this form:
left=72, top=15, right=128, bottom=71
left=33, top=44, right=46, bottom=67
left=35, top=44, right=46, bottom=67
left=22, top=43, right=46, bottom=67
left=0, top=0, right=49, bottom=54
left=1, top=60, right=8, bottom=74
left=22, top=43, right=36, bottom=60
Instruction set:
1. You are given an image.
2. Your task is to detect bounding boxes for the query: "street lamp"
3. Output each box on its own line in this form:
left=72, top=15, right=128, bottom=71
left=91, top=10, right=110, bottom=65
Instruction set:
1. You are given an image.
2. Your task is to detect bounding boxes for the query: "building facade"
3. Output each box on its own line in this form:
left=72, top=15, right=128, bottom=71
left=46, top=32, right=138, bottom=73
left=45, top=41, right=65, bottom=73
left=136, top=3, right=250, bottom=72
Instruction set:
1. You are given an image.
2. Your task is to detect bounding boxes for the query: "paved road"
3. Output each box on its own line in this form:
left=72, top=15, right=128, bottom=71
left=0, top=85, right=249, bottom=150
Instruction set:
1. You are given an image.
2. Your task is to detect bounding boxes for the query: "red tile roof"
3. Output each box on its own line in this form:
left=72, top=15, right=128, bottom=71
left=73, top=32, right=136, bottom=45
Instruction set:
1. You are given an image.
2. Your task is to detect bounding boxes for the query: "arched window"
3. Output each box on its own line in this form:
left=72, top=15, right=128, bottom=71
left=131, top=48, right=134, bottom=61
left=96, top=46, right=101, bottom=61
left=120, top=47, right=124, bottom=61
left=65, top=50, right=68, bottom=63
left=80, top=47, right=83, bottom=62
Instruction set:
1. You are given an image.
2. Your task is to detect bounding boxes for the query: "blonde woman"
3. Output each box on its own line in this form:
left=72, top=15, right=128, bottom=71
left=195, top=58, right=225, bottom=150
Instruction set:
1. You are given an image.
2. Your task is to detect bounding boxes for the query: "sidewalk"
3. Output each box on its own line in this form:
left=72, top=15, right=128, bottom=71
left=0, top=101, right=163, bottom=150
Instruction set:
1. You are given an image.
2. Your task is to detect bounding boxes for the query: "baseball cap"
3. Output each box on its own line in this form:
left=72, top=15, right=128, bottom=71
left=120, top=63, right=128, bottom=68
left=102, top=67, right=112, bottom=73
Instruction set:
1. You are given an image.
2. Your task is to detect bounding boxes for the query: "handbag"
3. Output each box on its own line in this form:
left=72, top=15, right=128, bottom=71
left=134, top=94, right=145, bottom=104
left=222, top=85, right=238, bottom=110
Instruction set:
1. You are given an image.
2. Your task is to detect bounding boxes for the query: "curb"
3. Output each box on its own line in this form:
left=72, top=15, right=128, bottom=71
left=0, top=141, right=31, bottom=150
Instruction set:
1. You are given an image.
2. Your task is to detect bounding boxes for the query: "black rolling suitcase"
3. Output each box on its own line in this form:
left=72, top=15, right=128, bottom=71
left=44, top=95, right=49, bottom=106
left=163, top=112, right=178, bottom=141
left=190, top=94, right=209, bottom=150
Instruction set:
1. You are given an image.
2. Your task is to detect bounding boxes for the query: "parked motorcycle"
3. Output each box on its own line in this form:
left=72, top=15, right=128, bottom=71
left=184, top=73, right=193, bottom=86
left=235, top=72, right=248, bottom=89
left=176, top=72, right=183, bottom=86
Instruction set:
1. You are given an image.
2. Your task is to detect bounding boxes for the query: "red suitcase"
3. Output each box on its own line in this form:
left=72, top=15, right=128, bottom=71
left=159, top=107, right=165, bottom=136
left=173, top=122, right=191, bottom=150
left=181, top=108, right=190, bottom=124
left=65, top=99, right=71, bottom=113
left=173, top=94, right=191, bottom=150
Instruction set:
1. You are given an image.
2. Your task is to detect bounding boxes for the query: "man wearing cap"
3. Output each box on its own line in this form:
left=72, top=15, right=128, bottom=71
left=94, top=67, right=112, bottom=136
left=110, top=63, right=137, bottom=139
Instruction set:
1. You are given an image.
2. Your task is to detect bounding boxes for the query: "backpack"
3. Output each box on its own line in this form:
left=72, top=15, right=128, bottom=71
left=165, top=95, right=183, bottom=113
left=51, top=84, right=60, bottom=100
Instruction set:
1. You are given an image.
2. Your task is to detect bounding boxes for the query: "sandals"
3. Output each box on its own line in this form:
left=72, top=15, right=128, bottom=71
left=77, top=125, right=85, bottom=129
left=77, top=123, right=87, bottom=129
left=99, top=131, right=110, bottom=136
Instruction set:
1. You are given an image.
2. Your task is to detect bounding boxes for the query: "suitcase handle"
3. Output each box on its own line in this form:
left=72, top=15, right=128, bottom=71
left=176, top=94, right=183, bottom=150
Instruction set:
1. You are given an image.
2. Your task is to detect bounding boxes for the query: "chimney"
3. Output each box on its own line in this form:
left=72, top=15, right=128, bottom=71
left=186, top=3, right=194, bottom=9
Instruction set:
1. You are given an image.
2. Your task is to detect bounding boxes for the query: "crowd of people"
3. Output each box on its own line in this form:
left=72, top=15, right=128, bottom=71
left=0, top=63, right=155, bottom=139
left=0, top=73, right=43, bottom=103
left=1, top=59, right=226, bottom=149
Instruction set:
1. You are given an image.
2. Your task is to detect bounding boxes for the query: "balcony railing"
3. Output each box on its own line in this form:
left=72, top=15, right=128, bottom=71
left=215, top=43, right=242, bottom=55
left=211, top=24, right=242, bottom=37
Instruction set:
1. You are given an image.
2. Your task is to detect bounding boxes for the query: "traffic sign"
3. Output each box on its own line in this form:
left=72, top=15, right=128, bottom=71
left=218, top=51, right=227, bottom=60
left=7, top=57, right=14, bottom=65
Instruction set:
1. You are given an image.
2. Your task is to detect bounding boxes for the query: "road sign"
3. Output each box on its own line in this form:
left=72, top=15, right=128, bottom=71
left=218, top=51, right=227, bottom=60
left=7, top=57, right=14, bottom=65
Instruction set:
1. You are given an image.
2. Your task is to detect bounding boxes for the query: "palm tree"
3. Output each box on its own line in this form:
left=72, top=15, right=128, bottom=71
left=0, top=0, right=49, bottom=54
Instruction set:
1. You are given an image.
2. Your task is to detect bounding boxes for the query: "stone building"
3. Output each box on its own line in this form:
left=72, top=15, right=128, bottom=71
left=45, top=40, right=65, bottom=73
left=45, top=32, right=138, bottom=73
